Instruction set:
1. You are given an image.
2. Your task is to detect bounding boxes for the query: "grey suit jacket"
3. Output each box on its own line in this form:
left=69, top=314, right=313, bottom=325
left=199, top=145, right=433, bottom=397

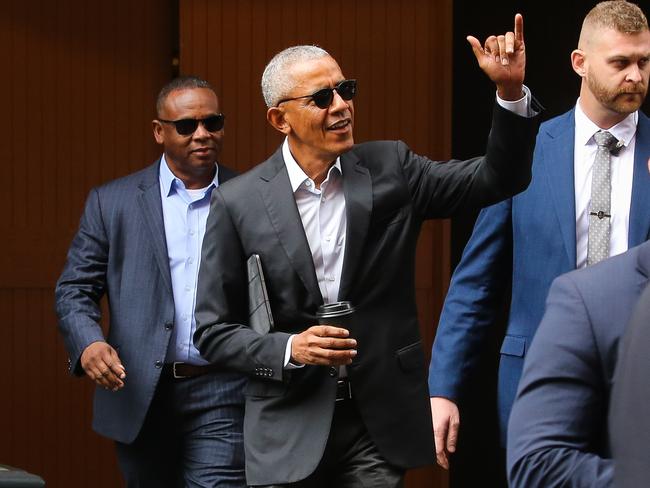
left=610, top=279, right=650, bottom=487
left=55, top=159, right=239, bottom=443
left=507, top=240, right=650, bottom=487
left=195, top=103, right=539, bottom=485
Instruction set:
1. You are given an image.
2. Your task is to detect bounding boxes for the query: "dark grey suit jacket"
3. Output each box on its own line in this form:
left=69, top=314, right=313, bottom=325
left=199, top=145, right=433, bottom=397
left=55, top=159, right=239, bottom=443
left=610, top=276, right=650, bottom=487
left=508, top=241, right=650, bottom=487
left=195, top=103, right=538, bottom=485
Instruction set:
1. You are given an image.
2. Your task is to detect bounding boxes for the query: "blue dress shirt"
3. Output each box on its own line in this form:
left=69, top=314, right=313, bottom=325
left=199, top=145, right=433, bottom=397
left=159, top=156, right=218, bottom=365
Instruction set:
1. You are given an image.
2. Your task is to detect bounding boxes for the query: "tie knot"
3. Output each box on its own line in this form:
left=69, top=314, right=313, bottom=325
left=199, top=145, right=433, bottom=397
left=594, top=130, right=618, bottom=149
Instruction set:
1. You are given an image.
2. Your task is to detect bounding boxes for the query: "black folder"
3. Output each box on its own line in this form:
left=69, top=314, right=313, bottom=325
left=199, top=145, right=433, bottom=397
left=247, top=254, right=274, bottom=334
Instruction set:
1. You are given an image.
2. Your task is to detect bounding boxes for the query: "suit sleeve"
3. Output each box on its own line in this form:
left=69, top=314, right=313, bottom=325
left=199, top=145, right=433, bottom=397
left=194, top=189, right=291, bottom=382
left=402, top=102, right=538, bottom=218
left=54, top=188, right=108, bottom=375
left=507, top=274, right=613, bottom=488
left=428, top=198, right=512, bottom=400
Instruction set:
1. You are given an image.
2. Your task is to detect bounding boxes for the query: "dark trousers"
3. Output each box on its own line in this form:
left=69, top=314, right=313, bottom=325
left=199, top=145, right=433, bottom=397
left=115, top=369, right=246, bottom=488
left=256, top=400, right=404, bottom=488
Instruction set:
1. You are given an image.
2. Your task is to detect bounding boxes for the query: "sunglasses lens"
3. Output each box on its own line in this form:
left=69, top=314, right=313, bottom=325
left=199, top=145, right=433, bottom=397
left=203, top=114, right=225, bottom=132
left=174, top=119, right=199, bottom=136
left=312, top=89, right=335, bottom=109
left=337, top=80, right=357, bottom=101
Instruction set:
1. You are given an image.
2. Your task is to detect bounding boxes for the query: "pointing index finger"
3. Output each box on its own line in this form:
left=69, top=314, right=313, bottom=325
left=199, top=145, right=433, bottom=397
left=514, top=13, right=524, bottom=43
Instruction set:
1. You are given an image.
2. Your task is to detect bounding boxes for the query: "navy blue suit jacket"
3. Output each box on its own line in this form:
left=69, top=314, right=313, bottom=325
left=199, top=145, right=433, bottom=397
left=507, top=240, right=650, bottom=487
left=55, top=160, right=241, bottom=443
left=428, top=109, right=650, bottom=441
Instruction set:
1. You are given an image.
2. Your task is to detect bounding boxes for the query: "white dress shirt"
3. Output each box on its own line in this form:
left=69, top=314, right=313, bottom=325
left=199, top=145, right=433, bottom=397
left=283, top=140, right=347, bottom=304
left=573, top=100, right=638, bottom=268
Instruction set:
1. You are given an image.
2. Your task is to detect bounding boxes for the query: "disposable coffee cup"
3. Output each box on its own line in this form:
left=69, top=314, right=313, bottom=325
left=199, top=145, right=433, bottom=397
left=316, top=301, right=355, bottom=328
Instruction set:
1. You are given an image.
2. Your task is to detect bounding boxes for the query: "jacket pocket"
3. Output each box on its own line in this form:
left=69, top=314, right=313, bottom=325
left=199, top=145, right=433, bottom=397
left=396, top=341, right=424, bottom=372
left=500, top=335, right=526, bottom=357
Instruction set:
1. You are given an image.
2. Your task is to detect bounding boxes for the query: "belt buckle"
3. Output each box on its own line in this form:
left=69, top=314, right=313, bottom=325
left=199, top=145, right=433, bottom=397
left=172, top=362, right=188, bottom=379
left=336, top=379, right=352, bottom=402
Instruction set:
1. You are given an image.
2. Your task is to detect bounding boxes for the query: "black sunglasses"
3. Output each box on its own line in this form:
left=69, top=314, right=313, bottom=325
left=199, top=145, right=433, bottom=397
left=276, top=79, right=357, bottom=109
left=157, top=114, right=225, bottom=136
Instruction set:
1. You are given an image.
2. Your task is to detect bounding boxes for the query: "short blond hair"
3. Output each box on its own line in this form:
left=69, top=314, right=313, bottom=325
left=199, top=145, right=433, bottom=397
left=583, top=1, right=648, bottom=34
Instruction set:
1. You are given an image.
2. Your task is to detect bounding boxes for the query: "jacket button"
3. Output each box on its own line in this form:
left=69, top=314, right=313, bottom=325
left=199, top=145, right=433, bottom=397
left=155, top=360, right=163, bottom=368
left=164, top=322, right=173, bottom=330
left=328, top=367, right=337, bottom=377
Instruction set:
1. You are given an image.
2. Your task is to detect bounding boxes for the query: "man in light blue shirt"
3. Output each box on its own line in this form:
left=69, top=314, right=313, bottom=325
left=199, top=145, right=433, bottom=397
left=56, top=76, right=245, bottom=487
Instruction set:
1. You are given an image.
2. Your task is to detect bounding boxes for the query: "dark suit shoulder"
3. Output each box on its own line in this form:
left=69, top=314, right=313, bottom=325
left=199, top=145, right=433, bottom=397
left=218, top=164, right=238, bottom=183
left=351, top=139, right=401, bottom=152
left=94, top=160, right=159, bottom=195
left=554, top=241, right=648, bottom=295
left=214, top=145, right=287, bottom=201
left=215, top=161, right=268, bottom=197
left=537, top=109, right=575, bottom=138
left=349, top=140, right=405, bottom=163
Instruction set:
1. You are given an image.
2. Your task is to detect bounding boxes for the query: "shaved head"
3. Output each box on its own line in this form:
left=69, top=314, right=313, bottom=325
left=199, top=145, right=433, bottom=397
left=579, top=1, right=648, bottom=51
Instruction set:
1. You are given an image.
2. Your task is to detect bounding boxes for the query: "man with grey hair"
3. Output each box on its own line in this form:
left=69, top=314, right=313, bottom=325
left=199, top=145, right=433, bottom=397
left=260, top=45, right=330, bottom=108
left=195, top=14, right=539, bottom=488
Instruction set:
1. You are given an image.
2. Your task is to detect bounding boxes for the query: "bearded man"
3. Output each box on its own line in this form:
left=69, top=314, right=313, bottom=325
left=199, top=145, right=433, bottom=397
left=429, top=0, right=650, bottom=476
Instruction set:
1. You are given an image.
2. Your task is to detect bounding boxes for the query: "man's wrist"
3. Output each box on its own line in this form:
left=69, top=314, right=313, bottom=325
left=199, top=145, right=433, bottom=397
left=283, top=334, right=304, bottom=369
left=497, top=84, right=524, bottom=101
left=496, top=85, right=534, bottom=118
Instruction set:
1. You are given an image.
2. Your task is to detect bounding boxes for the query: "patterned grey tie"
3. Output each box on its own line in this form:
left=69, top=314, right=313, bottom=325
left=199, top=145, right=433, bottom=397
left=587, top=130, right=618, bottom=266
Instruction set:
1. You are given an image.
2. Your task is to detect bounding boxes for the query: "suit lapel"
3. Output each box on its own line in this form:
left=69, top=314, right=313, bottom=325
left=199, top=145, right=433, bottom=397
left=258, top=149, right=322, bottom=304
left=338, top=150, right=372, bottom=301
left=628, top=113, right=650, bottom=247
left=543, top=111, right=577, bottom=267
left=137, top=160, right=173, bottom=293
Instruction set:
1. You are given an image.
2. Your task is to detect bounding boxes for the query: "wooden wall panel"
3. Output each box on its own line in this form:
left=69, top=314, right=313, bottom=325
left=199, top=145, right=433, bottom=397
left=0, top=1, right=175, bottom=486
left=180, top=1, right=452, bottom=487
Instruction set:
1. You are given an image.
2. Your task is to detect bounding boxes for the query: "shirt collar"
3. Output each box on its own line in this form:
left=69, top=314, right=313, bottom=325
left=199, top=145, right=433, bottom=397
left=574, top=99, right=638, bottom=150
left=282, top=138, right=342, bottom=193
left=159, top=154, right=219, bottom=197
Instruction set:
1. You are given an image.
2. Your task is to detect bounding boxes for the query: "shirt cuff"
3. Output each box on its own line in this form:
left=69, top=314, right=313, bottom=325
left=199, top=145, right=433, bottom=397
left=283, top=334, right=305, bottom=370
left=496, top=85, right=534, bottom=118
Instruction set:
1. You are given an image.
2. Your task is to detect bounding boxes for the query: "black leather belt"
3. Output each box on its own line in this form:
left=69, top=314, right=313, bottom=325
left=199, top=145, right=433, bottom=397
left=336, top=378, right=353, bottom=402
left=163, top=362, right=219, bottom=379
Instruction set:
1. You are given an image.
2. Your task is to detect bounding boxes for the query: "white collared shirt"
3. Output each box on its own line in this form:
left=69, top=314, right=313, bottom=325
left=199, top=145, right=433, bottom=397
left=282, top=139, right=347, bottom=304
left=282, top=139, right=347, bottom=369
left=574, top=101, right=638, bottom=268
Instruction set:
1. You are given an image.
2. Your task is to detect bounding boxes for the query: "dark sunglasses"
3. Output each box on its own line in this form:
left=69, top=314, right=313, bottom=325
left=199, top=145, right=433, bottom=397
left=276, top=79, right=357, bottom=109
left=157, top=114, right=225, bottom=136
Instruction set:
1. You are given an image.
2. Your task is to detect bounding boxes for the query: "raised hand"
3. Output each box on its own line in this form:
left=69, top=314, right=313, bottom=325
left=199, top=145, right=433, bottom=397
left=468, top=13, right=526, bottom=101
